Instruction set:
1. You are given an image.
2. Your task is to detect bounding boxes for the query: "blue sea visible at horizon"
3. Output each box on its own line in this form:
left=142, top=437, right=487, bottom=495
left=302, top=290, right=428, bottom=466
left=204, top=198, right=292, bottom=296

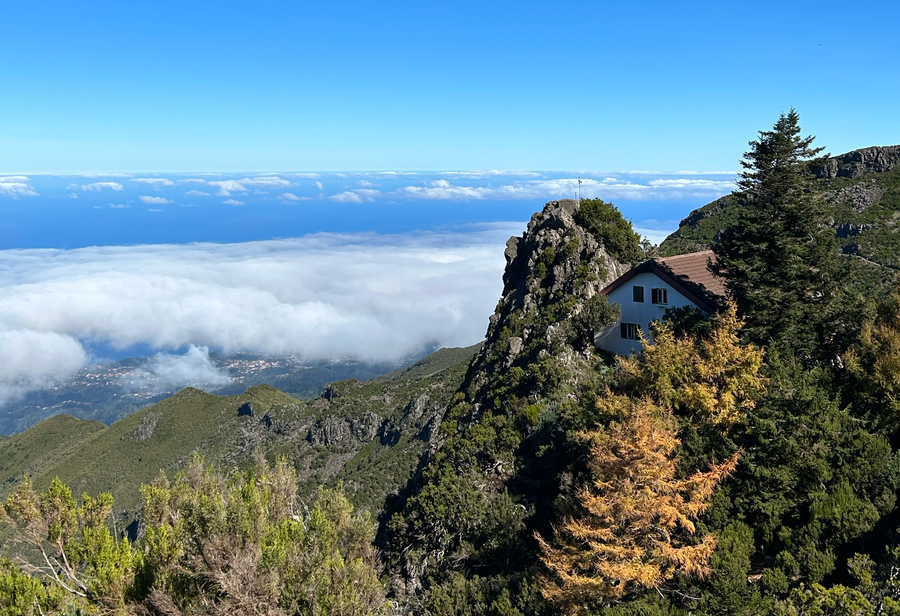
left=0, top=171, right=735, bottom=249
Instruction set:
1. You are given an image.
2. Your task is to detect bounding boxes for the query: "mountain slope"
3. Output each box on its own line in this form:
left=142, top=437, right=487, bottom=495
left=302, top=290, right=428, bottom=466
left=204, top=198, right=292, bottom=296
left=383, top=199, right=634, bottom=612
left=0, top=344, right=481, bottom=521
left=661, top=145, right=900, bottom=286
left=0, top=414, right=106, bottom=494
left=3, top=350, right=422, bottom=437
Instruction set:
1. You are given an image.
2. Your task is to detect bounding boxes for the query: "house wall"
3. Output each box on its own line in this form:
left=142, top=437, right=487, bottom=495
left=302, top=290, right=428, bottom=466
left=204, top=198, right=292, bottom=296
left=594, top=271, right=701, bottom=356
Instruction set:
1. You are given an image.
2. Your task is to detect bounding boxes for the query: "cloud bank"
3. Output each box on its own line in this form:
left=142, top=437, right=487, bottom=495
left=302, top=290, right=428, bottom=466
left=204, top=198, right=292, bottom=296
left=0, top=176, right=39, bottom=198
left=0, top=330, right=88, bottom=406
left=139, top=196, right=172, bottom=204
left=128, top=345, right=231, bottom=393
left=390, top=176, right=736, bottom=202
left=0, top=227, right=516, bottom=404
left=81, top=181, right=124, bottom=191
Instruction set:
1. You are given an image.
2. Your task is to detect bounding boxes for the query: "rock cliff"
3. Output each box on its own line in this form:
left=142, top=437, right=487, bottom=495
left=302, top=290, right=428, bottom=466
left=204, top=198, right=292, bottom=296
left=813, top=145, right=900, bottom=179
left=385, top=198, right=636, bottom=611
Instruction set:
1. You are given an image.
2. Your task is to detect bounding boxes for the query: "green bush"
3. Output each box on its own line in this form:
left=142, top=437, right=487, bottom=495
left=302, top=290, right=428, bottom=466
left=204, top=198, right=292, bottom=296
left=574, top=198, right=643, bottom=264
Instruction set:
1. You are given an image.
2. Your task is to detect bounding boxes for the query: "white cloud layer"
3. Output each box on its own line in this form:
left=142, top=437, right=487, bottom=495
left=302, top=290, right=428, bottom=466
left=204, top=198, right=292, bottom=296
left=240, top=176, right=291, bottom=188
left=132, top=178, right=175, bottom=187
left=0, top=176, right=39, bottom=198
left=223, top=199, right=244, bottom=206
left=0, top=330, right=88, bottom=406
left=207, top=177, right=291, bottom=196
left=0, top=227, right=515, bottom=404
left=139, top=196, right=172, bottom=204
left=208, top=180, right=246, bottom=196
left=185, top=190, right=210, bottom=197
left=397, top=176, right=736, bottom=202
left=82, top=182, right=124, bottom=191
left=328, top=189, right=380, bottom=203
left=128, top=345, right=230, bottom=392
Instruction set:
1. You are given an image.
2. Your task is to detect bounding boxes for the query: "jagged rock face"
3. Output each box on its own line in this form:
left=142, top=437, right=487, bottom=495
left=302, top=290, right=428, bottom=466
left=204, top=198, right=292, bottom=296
left=497, top=199, right=626, bottom=319
left=814, top=145, right=900, bottom=179
left=307, top=412, right=381, bottom=447
left=383, top=199, right=637, bottom=608
left=830, top=179, right=885, bottom=213
left=470, top=199, right=628, bottom=404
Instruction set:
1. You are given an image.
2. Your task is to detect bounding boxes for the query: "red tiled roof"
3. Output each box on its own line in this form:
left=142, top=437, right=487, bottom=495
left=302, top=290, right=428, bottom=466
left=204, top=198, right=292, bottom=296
left=600, top=250, right=726, bottom=313
left=655, top=250, right=727, bottom=298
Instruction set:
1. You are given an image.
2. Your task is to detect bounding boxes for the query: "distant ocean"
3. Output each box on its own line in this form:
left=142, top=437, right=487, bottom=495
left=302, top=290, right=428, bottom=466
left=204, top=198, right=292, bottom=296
left=0, top=171, right=735, bottom=248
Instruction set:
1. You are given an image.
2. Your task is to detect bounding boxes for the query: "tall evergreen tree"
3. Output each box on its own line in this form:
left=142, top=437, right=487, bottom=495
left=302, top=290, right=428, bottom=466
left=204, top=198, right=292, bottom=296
left=711, top=110, right=852, bottom=360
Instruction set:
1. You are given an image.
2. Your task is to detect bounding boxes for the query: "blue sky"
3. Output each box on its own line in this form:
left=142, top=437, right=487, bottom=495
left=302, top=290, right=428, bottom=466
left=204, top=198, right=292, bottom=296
left=2, top=0, right=898, bottom=172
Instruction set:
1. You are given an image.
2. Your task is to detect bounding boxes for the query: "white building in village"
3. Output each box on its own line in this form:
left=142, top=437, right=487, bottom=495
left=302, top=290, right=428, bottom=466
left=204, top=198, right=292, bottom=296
left=594, top=250, right=727, bottom=356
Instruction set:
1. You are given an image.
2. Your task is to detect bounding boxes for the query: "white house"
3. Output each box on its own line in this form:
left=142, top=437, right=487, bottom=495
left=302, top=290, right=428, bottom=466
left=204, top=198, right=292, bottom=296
left=594, top=250, right=727, bottom=356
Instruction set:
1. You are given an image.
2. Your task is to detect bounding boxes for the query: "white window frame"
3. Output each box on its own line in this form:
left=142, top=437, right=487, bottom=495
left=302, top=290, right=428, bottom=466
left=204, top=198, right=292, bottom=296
left=620, top=323, right=640, bottom=339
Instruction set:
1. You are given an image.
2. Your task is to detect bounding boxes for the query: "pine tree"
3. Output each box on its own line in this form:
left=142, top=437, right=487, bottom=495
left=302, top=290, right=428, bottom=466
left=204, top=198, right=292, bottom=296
left=711, top=109, right=852, bottom=360
left=536, top=398, right=739, bottom=614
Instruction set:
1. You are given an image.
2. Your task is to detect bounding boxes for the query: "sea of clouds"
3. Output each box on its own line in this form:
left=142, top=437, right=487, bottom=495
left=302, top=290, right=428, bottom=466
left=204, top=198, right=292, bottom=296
left=1, top=170, right=735, bottom=215
left=0, top=169, right=737, bottom=405
left=0, top=226, right=517, bottom=405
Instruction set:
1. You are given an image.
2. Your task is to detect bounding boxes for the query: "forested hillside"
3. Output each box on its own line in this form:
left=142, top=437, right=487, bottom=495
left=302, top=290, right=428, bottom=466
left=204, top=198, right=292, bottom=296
left=662, top=143, right=900, bottom=296
left=0, top=344, right=480, bottom=521
left=6, top=112, right=900, bottom=615
left=380, top=112, right=900, bottom=615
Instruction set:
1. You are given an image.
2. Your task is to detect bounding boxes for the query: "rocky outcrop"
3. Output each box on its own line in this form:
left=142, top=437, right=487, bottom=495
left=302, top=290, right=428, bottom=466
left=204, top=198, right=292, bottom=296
left=814, top=146, right=900, bottom=179
left=384, top=198, right=637, bottom=608
left=307, top=412, right=382, bottom=447
left=831, top=179, right=885, bottom=213
left=132, top=411, right=161, bottom=442
left=497, top=199, right=626, bottom=316
left=470, top=199, right=628, bottom=405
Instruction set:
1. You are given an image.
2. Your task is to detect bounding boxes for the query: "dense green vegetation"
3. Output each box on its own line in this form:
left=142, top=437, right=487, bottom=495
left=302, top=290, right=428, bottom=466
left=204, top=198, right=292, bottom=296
left=1, top=458, right=388, bottom=615
left=574, top=198, right=644, bottom=264
left=711, top=108, right=862, bottom=360
left=4, top=114, right=900, bottom=614
left=0, top=345, right=479, bottom=519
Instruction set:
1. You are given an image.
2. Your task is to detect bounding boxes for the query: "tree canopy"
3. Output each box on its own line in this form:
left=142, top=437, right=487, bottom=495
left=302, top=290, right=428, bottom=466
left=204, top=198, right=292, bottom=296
left=711, top=109, right=857, bottom=360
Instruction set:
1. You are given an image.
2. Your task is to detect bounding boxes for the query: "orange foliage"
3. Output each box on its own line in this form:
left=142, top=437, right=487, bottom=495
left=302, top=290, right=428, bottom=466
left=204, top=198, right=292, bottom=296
left=536, top=398, right=739, bottom=613
left=623, top=302, right=766, bottom=426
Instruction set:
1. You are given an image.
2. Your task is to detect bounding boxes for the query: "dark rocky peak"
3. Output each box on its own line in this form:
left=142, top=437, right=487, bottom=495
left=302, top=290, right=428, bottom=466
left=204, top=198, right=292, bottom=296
left=493, top=199, right=627, bottom=333
left=465, top=198, right=631, bottom=410
left=814, top=145, right=900, bottom=179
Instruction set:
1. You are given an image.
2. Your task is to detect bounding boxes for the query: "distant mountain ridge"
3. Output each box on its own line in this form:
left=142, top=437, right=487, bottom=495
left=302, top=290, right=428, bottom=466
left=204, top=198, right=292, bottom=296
left=1, top=347, right=440, bottom=436
left=0, top=344, right=481, bottom=531
left=660, top=145, right=900, bottom=287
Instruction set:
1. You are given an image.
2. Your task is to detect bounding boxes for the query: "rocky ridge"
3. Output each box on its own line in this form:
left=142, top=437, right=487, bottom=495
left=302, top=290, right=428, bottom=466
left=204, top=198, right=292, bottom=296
left=660, top=144, right=900, bottom=277
left=813, top=145, right=900, bottom=179
left=385, top=198, right=634, bottom=611
left=470, top=198, right=628, bottom=405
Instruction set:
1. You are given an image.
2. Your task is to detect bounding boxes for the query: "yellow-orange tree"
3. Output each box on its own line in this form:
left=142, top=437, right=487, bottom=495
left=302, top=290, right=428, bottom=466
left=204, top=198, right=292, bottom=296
left=537, top=397, right=740, bottom=613
left=622, top=302, right=766, bottom=427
